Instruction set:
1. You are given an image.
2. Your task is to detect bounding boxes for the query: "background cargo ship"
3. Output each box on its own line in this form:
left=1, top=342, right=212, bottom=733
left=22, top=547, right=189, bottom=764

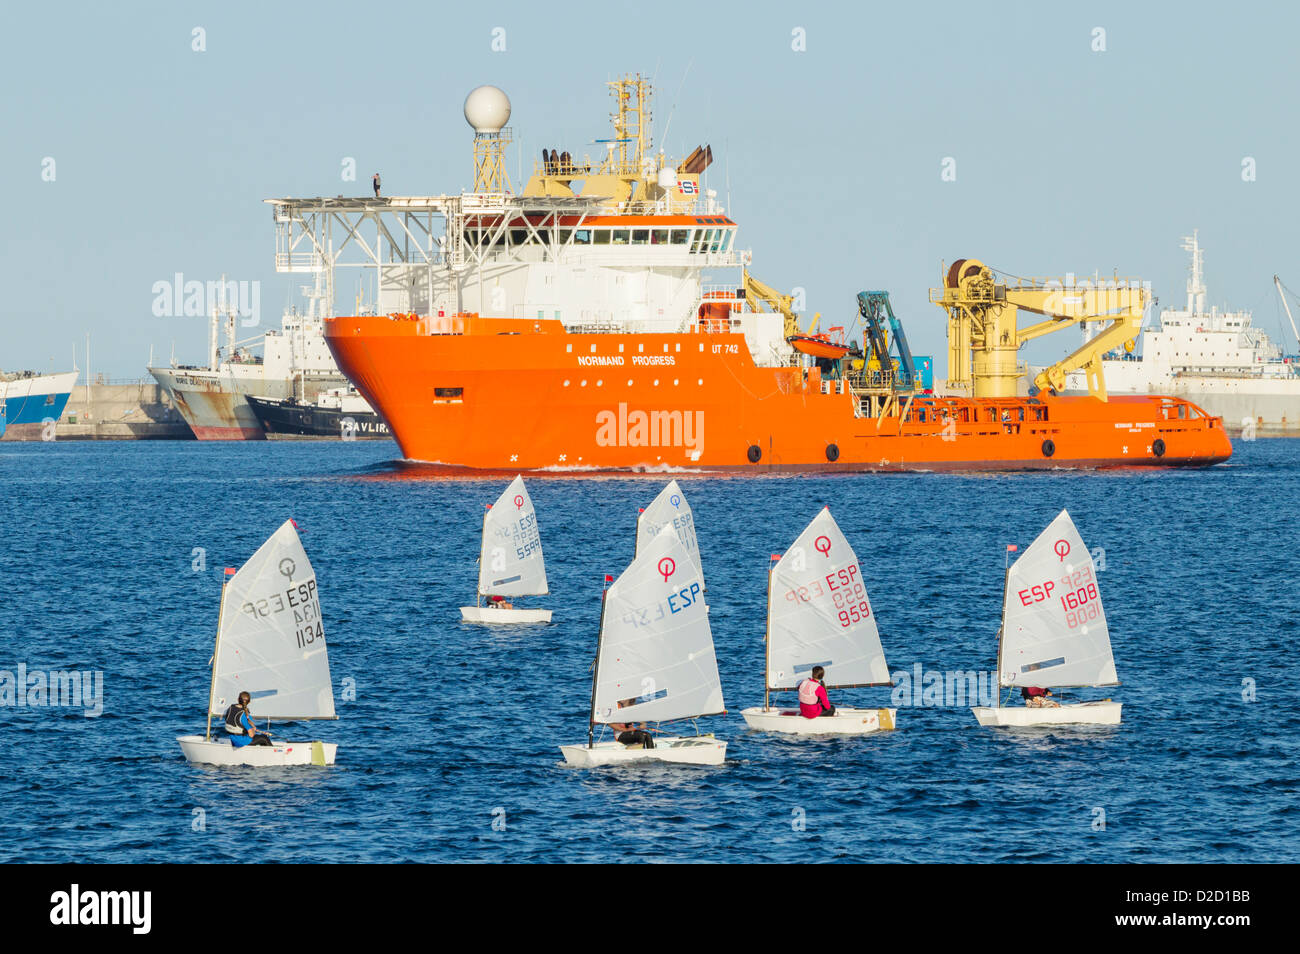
left=1062, top=232, right=1300, bottom=436
left=246, top=387, right=390, bottom=439
left=265, top=76, right=1229, bottom=471
left=0, top=369, right=78, bottom=440
left=148, top=285, right=349, bottom=440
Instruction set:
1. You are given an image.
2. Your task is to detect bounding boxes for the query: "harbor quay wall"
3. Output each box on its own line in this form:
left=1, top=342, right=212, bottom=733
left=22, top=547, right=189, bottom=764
left=2, top=380, right=194, bottom=441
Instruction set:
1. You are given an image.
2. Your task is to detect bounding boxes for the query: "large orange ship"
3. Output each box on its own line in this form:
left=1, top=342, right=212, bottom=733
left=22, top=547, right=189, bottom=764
left=296, top=77, right=1231, bottom=472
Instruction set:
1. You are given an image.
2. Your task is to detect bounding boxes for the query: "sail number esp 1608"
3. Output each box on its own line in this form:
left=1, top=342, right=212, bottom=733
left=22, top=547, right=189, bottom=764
left=1017, top=564, right=1099, bottom=631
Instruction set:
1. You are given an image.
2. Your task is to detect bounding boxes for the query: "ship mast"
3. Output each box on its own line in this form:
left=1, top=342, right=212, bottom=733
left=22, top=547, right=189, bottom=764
left=1182, top=229, right=1205, bottom=315
left=466, top=85, right=513, bottom=195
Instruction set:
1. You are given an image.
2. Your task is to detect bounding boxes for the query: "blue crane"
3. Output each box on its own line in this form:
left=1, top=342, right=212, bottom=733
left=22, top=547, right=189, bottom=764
left=856, top=291, right=920, bottom=391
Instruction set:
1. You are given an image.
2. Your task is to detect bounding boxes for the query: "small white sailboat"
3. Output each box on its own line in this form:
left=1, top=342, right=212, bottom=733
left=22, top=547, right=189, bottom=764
left=460, top=475, right=552, bottom=624
left=560, top=524, right=727, bottom=767
left=178, top=520, right=339, bottom=766
left=636, top=479, right=705, bottom=589
left=972, top=509, right=1122, bottom=727
left=741, top=507, right=897, bottom=735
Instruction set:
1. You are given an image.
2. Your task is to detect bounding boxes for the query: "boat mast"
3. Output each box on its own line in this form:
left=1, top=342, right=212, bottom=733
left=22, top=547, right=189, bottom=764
left=204, top=578, right=232, bottom=742
left=587, top=579, right=611, bottom=749
left=995, top=551, right=1012, bottom=706
left=476, top=505, right=490, bottom=606
left=764, top=554, right=777, bottom=711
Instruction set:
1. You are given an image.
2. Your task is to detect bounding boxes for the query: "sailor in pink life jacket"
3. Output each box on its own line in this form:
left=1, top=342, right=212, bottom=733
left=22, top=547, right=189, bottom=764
left=798, top=666, right=837, bottom=718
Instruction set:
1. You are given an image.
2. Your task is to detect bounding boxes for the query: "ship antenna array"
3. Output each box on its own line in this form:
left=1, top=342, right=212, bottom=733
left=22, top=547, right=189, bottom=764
left=658, top=60, right=692, bottom=158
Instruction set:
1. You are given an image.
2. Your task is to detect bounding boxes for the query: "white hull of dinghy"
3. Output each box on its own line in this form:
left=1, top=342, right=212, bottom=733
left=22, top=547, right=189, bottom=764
left=971, top=700, right=1122, bottom=727
left=559, top=736, right=727, bottom=767
left=460, top=606, right=552, bottom=624
left=741, top=706, right=897, bottom=735
left=177, top=735, right=337, bottom=766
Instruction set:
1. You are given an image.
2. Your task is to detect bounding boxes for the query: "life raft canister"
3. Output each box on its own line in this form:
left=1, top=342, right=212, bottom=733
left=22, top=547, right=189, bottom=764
left=798, top=679, right=820, bottom=706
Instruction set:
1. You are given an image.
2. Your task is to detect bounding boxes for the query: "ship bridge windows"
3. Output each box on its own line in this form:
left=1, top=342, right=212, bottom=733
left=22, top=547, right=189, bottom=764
left=563, top=225, right=729, bottom=250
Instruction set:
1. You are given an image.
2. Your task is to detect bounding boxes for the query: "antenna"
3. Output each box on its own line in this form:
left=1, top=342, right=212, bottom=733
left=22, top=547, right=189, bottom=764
left=725, top=142, right=731, bottom=215
left=659, top=59, right=693, bottom=157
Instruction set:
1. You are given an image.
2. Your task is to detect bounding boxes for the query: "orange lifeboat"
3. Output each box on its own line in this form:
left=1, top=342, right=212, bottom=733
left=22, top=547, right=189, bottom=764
left=787, top=332, right=851, bottom=360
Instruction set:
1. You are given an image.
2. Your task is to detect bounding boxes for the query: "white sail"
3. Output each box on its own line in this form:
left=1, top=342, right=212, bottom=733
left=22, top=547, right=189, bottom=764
left=635, top=480, right=705, bottom=589
left=477, top=475, right=548, bottom=597
left=212, top=520, right=335, bottom=720
left=999, top=509, right=1118, bottom=689
left=592, top=524, right=723, bottom=725
left=767, top=507, right=889, bottom=690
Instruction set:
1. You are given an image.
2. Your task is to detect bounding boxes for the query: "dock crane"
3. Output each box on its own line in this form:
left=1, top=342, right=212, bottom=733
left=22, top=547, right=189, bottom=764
left=930, top=259, right=1147, bottom=400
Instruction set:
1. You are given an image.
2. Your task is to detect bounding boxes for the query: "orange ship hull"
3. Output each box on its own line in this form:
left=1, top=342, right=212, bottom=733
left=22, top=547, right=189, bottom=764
left=325, top=314, right=1232, bottom=472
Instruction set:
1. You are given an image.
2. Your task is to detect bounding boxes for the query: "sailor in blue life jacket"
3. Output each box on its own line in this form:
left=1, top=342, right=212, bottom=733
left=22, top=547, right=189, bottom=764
left=223, top=692, right=274, bottom=746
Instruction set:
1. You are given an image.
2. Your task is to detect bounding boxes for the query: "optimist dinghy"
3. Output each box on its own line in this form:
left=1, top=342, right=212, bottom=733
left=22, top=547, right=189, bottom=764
left=741, top=507, right=896, bottom=735
left=972, top=509, right=1122, bottom=727
left=636, top=479, right=705, bottom=589
left=560, top=524, right=726, bottom=767
left=177, top=520, right=339, bottom=766
left=460, top=475, right=552, bottom=624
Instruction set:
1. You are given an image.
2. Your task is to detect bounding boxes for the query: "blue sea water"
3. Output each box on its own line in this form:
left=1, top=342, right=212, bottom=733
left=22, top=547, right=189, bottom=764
left=0, top=438, right=1295, bottom=863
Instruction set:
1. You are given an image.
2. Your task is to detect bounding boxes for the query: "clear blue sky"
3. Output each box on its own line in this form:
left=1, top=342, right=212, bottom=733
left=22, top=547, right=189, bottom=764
left=4, top=0, right=1299, bottom=377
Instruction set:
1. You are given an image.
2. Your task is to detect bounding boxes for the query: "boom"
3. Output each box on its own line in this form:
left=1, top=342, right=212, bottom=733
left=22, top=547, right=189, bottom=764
left=930, top=258, right=1147, bottom=400
left=742, top=268, right=816, bottom=338
left=1273, top=275, right=1300, bottom=352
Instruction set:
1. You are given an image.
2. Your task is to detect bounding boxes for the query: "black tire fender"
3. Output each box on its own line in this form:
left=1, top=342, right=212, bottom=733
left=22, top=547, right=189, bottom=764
left=747, top=444, right=762, bottom=463
left=1041, top=439, right=1056, bottom=458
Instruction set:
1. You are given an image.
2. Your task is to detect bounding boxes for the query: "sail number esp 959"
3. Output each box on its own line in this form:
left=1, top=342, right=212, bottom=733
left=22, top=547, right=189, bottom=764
left=783, top=564, right=871, bottom=629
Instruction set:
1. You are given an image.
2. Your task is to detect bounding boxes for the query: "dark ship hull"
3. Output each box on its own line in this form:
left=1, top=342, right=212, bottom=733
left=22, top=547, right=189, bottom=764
left=246, top=395, right=390, bottom=439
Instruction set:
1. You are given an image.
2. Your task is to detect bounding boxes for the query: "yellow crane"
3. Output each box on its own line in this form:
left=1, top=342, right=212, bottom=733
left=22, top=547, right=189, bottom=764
left=741, top=268, right=818, bottom=338
left=930, top=258, right=1146, bottom=400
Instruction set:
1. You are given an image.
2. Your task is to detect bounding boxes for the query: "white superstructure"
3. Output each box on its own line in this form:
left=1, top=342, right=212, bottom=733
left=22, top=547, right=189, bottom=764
left=266, top=76, right=804, bottom=374
left=1064, top=232, right=1300, bottom=435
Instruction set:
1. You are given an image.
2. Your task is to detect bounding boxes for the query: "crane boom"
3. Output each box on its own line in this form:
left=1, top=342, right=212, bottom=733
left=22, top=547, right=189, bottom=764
left=1273, top=275, right=1300, bottom=352
left=742, top=268, right=817, bottom=338
left=930, top=258, right=1146, bottom=400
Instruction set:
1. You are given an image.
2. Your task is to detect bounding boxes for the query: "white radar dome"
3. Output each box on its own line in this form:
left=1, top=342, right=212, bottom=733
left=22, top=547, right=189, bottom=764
left=464, top=86, right=511, bottom=134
